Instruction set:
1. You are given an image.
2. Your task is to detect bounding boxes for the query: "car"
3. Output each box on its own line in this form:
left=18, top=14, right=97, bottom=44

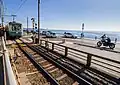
left=63, top=32, right=77, bottom=38
left=46, top=31, right=56, bottom=38
left=42, top=31, right=56, bottom=38
left=42, top=31, right=47, bottom=35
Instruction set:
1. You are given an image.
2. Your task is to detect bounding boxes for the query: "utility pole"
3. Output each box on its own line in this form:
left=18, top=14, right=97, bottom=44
left=27, top=17, right=28, bottom=34
left=1, top=16, right=3, bottom=26
left=0, top=0, right=6, bottom=42
left=38, top=0, right=40, bottom=43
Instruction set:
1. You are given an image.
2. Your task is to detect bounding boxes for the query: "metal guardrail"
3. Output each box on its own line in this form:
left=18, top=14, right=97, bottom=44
left=1, top=36, right=17, bottom=85
left=39, top=39, right=120, bottom=79
left=40, top=39, right=120, bottom=64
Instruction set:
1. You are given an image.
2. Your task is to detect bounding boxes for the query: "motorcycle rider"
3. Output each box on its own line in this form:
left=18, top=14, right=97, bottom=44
left=101, top=34, right=107, bottom=42
left=106, top=37, right=111, bottom=44
left=101, top=34, right=111, bottom=44
left=97, top=34, right=115, bottom=49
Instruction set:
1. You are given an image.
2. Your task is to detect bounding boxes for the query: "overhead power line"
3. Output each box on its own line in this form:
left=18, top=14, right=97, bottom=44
left=0, top=0, right=4, bottom=17
left=15, top=0, right=28, bottom=14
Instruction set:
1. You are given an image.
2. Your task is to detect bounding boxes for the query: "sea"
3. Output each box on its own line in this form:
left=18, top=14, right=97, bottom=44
left=23, top=28, right=120, bottom=42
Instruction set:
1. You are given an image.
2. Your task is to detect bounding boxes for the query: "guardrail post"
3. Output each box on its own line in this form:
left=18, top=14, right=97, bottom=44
left=45, top=41, right=47, bottom=48
left=35, top=37, right=37, bottom=44
left=86, top=54, right=92, bottom=67
left=45, top=41, right=49, bottom=52
left=65, top=47, right=68, bottom=57
left=52, top=43, right=54, bottom=51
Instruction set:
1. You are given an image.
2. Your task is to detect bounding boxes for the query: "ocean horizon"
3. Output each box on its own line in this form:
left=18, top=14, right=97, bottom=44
left=23, top=28, right=120, bottom=41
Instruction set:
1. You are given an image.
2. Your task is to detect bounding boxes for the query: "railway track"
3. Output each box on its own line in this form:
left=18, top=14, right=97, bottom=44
left=16, top=40, right=89, bottom=85
left=18, top=39, right=120, bottom=85
left=11, top=46, right=50, bottom=85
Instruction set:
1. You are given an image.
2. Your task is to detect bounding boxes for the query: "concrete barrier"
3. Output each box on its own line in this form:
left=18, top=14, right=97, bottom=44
left=1, top=36, right=17, bottom=85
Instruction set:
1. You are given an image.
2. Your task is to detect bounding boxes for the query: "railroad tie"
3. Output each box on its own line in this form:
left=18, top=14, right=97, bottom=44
left=29, top=52, right=36, bottom=55
left=29, top=63, right=33, bottom=66
left=34, top=57, right=43, bottom=60
left=44, top=82, right=51, bottom=85
left=33, top=55, right=41, bottom=57
left=43, top=64, right=52, bottom=68
left=33, top=53, right=39, bottom=56
left=45, top=66, right=55, bottom=70
left=72, top=81, right=79, bottom=85
left=56, top=74, right=67, bottom=81
left=49, top=68, right=59, bottom=73
left=39, top=60, right=47, bottom=64
left=25, top=71, right=39, bottom=76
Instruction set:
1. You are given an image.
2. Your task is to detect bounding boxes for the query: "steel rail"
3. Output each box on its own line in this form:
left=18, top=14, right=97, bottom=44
left=16, top=42, right=60, bottom=85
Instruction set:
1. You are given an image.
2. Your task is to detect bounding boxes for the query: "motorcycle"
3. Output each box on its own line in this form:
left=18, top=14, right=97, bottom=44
left=97, top=37, right=115, bottom=49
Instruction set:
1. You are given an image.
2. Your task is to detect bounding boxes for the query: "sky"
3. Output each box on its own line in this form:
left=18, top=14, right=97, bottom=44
left=3, top=0, right=120, bottom=31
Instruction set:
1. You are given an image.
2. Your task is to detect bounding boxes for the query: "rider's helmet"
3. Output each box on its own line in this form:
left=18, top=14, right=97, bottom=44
left=101, top=34, right=106, bottom=38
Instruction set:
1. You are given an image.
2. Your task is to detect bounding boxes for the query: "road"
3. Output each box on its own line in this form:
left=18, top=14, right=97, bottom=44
left=66, top=38, right=120, bottom=51
left=48, top=38, right=120, bottom=61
